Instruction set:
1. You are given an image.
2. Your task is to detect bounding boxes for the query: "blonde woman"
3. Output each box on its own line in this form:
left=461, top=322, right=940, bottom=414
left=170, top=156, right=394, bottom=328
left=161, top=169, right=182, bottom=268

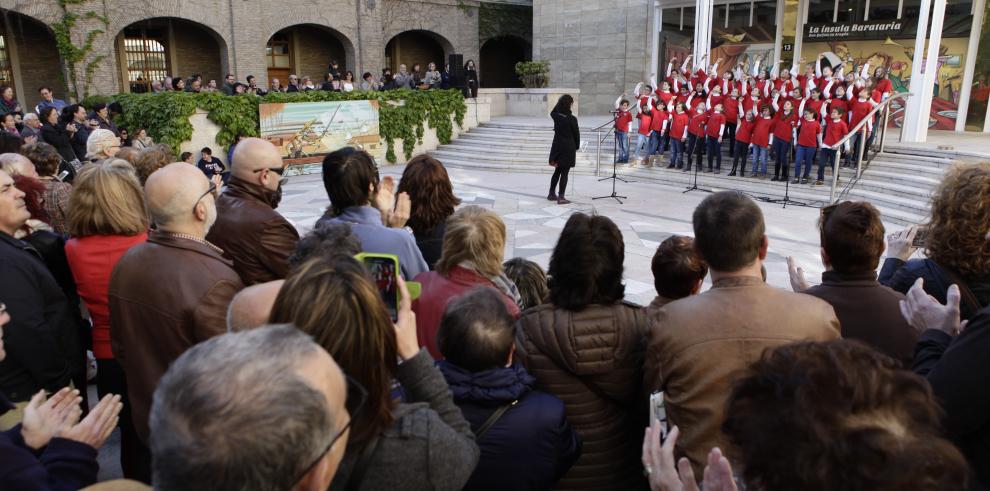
left=411, top=205, right=522, bottom=358
left=85, top=128, right=121, bottom=162
left=64, top=158, right=149, bottom=479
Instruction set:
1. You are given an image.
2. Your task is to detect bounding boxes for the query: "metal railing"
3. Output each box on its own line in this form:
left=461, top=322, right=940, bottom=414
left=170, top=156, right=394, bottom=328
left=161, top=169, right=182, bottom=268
left=592, top=119, right=617, bottom=176
left=828, top=92, right=912, bottom=203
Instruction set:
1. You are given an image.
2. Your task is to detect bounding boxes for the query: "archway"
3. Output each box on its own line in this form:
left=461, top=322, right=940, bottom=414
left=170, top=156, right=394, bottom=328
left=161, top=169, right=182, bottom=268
left=265, top=24, right=349, bottom=89
left=480, top=36, right=530, bottom=88
left=0, top=10, right=66, bottom=109
left=385, top=30, right=453, bottom=74
left=115, top=17, right=227, bottom=93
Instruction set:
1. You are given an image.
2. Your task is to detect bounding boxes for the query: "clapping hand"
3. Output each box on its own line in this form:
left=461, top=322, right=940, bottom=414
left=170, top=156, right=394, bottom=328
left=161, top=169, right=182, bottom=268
left=786, top=256, right=811, bottom=292
left=21, top=388, right=82, bottom=450
left=900, top=279, right=966, bottom=336
left=57, top=394, right=123, bottom=450
left=374, top=175, right=411, bottom=228
left=394, top=276, right=420, bottom=361
left=642, top=420, right=738, bottom=491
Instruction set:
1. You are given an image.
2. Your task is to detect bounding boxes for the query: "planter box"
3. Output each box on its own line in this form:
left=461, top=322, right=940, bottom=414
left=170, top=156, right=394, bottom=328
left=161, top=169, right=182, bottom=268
left=478, top=88, right=581, bottom=118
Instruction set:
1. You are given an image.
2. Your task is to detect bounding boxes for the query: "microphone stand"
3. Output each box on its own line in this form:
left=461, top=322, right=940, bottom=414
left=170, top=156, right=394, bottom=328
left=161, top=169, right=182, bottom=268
left=683, top=136, right=712, bottom=195
left=594, top=111, right=629, bottom=204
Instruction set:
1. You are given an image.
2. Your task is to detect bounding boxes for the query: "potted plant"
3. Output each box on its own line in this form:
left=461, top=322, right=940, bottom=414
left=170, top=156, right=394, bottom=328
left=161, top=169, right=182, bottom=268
left=515, top=60, right=550, bottom=88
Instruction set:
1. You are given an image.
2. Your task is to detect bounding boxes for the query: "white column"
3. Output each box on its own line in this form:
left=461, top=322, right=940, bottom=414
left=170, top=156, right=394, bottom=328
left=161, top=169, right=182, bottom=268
left=955, top=0, right=986, bottom=131
left=651, top=0, right=662, bottom=78
left=901, top=0, right=934, bottom=142
left=919, top=0, right=948, bottom=137
left=694, top=0, right=713, bottom=64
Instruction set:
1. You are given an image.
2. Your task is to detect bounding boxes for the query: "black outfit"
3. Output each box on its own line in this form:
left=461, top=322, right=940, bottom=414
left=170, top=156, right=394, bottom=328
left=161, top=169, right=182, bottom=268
left=914, top=307, right=990, bottom=491
left=465, top=68, right=479, bottom=98
left=548, top=109, right=579, bottom=199
left=197, top=157, right=226, bottom=179
left=879, top=257, right=990, bottom=320
left=0, top=232, right=82, bottom=403
left=413, top=222, right=446, bottom=270
left=320, top=81, right=339, bottom=92
left=94, top=358, right=151, bottom=481
left=286, top=84, right=299, bottom=93
left=40, top=123, right=77, bottom=163
left=437, top=361, right=582, bottom=491
left=70, top=123, right=91, bottom=161
left=90, top=113, right=118, bottom=136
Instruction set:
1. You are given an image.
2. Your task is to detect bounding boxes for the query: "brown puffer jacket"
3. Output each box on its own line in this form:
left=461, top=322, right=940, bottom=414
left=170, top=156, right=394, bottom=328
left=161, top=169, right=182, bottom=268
left=515, top=302, right=650, bottom=490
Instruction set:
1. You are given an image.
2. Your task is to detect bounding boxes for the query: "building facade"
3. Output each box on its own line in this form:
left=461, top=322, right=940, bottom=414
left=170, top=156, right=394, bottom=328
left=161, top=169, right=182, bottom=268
left=534, top=0, right=989, bottom=136
left=0, top=0, right=532, bottom=109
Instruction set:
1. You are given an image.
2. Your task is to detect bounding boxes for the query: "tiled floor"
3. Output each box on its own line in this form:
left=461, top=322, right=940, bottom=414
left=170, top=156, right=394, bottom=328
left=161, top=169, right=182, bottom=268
left=278, top=164, right=898, bottom=306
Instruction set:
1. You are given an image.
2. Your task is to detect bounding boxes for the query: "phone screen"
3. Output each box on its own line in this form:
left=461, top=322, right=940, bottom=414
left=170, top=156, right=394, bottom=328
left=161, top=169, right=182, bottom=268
left=363, top=256, right=398, bottom=321
left=912, top=227, right=929, bottom=248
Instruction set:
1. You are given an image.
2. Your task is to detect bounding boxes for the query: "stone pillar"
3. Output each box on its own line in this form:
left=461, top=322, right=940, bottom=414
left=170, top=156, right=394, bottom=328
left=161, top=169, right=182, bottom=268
left=954, top=0, right=986, bottom=131
left=902, top=0, right=947, bottom=142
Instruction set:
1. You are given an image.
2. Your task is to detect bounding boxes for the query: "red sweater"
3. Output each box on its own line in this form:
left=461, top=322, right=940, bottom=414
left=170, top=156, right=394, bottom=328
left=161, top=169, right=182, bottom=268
left=804, top=98, right=825, bottom=120
left=655, top=90, right=674, bottom=106
left=650, top=108, right=669, bottom=132
left=736, top=118, right=755, bottom=143
left=412, top=266, right=521, bottom=359
left=796, top=118, right=822, bottom=147
left=823, top=118, right=849, bottom=146
left=772, top=111, right=799, bottom=142
left=875, top=78, right=893, bottom=97
left=722, top=97, right=740, bottom=123
left=849, top=98, right=875, bottom=132
left=65, top=233, right=149, bottom=359
left=637, top=112, right=653, bottom=135
left=752, top=116, right=774, bottom=146
left=615, top=110, right=632, bottom=132
left=688, top=112, right=707, bottom=137
left=827, top=98, right=850, bottom=119
left=706, top=112, right=726, bottom=138
left=670, top=112, right=690, bottom=139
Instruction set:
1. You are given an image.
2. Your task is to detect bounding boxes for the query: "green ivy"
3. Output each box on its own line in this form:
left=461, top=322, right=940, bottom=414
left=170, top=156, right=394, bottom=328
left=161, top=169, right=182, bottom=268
left=52, top=0, right=109, bottom=100
left=82, top=89, right=467, bottom=163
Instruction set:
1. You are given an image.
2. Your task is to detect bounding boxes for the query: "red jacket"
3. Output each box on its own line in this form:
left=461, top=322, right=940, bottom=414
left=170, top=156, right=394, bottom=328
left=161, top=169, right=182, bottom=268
left=772, top=111, right=798, bottom=142
left=412, top=266, right=521, bottom=359
left=615, top=110, right=632, bottom=132
left=65, top=233, right=149, bottom=359
left=650, top=108, right=669, bottom=132
left=637, top=111, right=653, bottom=135
left=736, top=118, right=755, bottom=143
left=688, top=112, right=707, bottom=137
left=752, top=116, right=774, bottom=147
left=670, top=112, right=690, bottom=139
left=722, top=97, right=740, bottom=123
left=796, top=118, right=822, bottom=147
left=706, top=113, right=726, bottom=138
left=824, top=119, right=849, bottom=146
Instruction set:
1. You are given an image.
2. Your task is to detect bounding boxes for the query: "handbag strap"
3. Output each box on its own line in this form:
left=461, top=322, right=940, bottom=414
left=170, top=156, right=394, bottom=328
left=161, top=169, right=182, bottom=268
left=476, top=400, right=518, bottom=440
left=930, top=261, right=982, bottom=317
left=345, top=434, right=380, bottom=491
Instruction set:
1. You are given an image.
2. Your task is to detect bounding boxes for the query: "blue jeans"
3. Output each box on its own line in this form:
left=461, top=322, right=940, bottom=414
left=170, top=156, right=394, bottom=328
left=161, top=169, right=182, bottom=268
left=670, top=139, right=685, bottom=167
left=635, top=133, right=651, bottom=158
left=847, top=131, right=863, bottom=166
left=615, top=130, right=629, bottom=162
left=817, top=147, right=837, bottom=181
left=648, top=131, right=664, bottom=157
left=751, top=145, right=769, bottom=174
left=772, top=138, right=792, bottom=179
left=795, top=144, right=816, bottom=179
left=706, top=136, right=722, bottom=170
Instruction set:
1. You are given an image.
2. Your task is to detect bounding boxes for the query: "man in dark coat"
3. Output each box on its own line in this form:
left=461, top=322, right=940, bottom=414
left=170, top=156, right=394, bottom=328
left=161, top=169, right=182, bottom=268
left=436, top=287, right=581, bottom=491
left=548, top=94, right=579, bottom=204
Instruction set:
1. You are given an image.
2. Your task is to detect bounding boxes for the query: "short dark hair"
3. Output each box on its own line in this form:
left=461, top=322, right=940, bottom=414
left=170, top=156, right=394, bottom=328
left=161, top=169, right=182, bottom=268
left=37, top=86, right=52, bottom=93
left=322, top=147, right=379, bottom=216
left=200, top=147, right=212, bottom=155
left=437, top=287, right=515, bottom=372
left=693, top=192, right=765, bottom=272
left=288, top=220, right=362, bottom=270
left=503, top=258, right=548, bottom=309
left=0, top=132, right=23, bottom=154
left=180, top=151, right=192, bottom=162
left=362, top=72, right=372, bottom=80
left=831, top=106, right=846, bottom=116
left=91, top=102, right=107, bottom=113
left=819, top=201, right=885, bottom=274
left=226, top=73, right=234, bottom=79
left=651, top=236, right=708, bottom=299
left=548, top=213, right=625, bottom=310
left=246, top=75, right=255, bottom=82
left=722, top=340, right=968, bottom=490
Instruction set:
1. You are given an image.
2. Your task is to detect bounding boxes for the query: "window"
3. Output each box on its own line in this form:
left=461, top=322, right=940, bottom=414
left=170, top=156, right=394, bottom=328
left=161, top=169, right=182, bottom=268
left=807, top=0, right=834, bottom=23
left=0, top=34, right=13, bottom=91
left=836, top=0, right=868, bottom=22
left=714, top=3, right=728, bottom=28
left=754, top=0, right=777, bottom=26
left=868, top=0, right=899, bottom=20
left=266, top=33, right=291, bottom=69
left=727, top=2, right=753, bottom=28
left=683, top=6, right=697, bottom=32
left=123, top=28, right=168, bottom=93
left=662, top=8, right=683, bottom=31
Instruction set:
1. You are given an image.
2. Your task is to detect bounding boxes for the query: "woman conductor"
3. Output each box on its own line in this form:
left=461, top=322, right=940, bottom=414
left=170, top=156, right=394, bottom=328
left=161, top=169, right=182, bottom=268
left=548, top=94, right=579, bottom=205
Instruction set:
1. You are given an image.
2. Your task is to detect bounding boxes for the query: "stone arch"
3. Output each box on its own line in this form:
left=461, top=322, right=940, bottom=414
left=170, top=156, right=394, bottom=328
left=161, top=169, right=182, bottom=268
left=0, top=9, right=67, bottom=108
left=385, top=30, right=455, bottom=73
left=479, top=35, right=531, bottom=88
left=114, top=17, right=230, bottom=93
left=264, top=23, right=357, bottom=88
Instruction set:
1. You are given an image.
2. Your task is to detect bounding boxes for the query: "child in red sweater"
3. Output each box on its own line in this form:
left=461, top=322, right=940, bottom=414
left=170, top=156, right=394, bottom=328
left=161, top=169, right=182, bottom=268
left=731, top=110, right=755, bottom=176
left=684, top=103, right=708, bottom=172
left=668, top=102, right=690, bottom=169
left=794, top=107, right=823, bottom=184
left=706, top=103, right=727, bottom=173
left=817, top=107, right=849, bottom=184
left=613, top=95, right=633, bottom=163
left=648, top=102, right=670, bottom=165
left=770, top=100, right=799, bottom=181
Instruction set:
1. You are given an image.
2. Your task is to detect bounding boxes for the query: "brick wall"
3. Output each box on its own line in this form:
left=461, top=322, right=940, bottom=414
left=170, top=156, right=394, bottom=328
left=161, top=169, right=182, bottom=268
left=386, top=31, right=446, bottom=73
left=292, top=25, right=347, bottom=82
left=7, top=19, right=65, bottom=109
left=171, top=20, right=224, bottom=85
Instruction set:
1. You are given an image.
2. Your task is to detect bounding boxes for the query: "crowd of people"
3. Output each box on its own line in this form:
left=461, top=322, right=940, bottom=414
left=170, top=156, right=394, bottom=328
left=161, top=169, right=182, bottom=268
left=611, top=53, right=891, bottom=186
left=0, top=67, right=988, bottom=491
left=131, top=58, right=481, bottom=98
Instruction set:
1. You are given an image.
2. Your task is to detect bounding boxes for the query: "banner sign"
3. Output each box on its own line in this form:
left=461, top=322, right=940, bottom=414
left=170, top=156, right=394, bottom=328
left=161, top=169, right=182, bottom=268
left=804, top=20, right=908, bottom=41
left=259, top=100, right=383, bottom=166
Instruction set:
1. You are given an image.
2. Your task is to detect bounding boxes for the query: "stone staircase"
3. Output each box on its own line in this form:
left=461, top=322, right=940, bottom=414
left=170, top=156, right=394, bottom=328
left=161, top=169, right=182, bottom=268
left=430, top=118, right=954, bottom=226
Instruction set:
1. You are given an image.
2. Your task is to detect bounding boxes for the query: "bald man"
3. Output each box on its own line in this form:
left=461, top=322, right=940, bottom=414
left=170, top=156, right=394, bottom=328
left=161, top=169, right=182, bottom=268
left=0, top=153, right=39, bottom=179
left=205, top=137, right=299, bottom=285
left=109, top=163, right=243, bottom=481
left=225, top=279, right=284, bottom=331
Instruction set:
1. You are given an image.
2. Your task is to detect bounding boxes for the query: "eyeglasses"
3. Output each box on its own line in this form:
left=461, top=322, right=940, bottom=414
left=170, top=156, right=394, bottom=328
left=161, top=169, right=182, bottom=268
left=193, top=181, right=218, bottom=213
left=293, top=375, right=368, bottom=484
left=252, top=166, right=285, bottom=176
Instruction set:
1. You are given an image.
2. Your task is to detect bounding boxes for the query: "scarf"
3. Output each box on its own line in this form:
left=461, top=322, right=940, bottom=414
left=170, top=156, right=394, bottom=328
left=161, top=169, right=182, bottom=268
left=459, top=261, right=523, bottom=309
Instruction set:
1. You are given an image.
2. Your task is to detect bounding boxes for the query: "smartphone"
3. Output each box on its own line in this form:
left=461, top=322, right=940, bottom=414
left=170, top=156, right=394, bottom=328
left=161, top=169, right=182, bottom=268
left=912, top=227, right=928, bottom=248
left=650, top=391, right=669, bottom=442
left=357, top=253, right=400, bottom=321
left=56, top=169, right=70, bottom=181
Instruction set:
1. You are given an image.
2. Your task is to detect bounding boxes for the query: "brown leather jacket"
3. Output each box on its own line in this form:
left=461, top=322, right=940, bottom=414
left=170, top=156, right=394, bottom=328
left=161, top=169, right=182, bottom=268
left=645, top=276, right=840, bottom=474
left=516, top=302, right=649, bottom=490
left=109, top=231, right=243, bottom=441
left=205, top=177, right=299, bottom=286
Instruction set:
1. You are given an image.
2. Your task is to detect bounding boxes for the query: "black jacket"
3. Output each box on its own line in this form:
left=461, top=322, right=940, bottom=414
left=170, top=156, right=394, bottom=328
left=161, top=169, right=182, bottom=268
left=879, top=257, right=990, bottom=320
left=914, top=307, right=990, bottom=491
left=549, top=110, right=580, bottom=168
left=40, top=124, right=77, bottom=163
left=413, top=222, right=445, bottom=271
left=437, top=361, right=581, bottom=491
left=70, top=124, right=90, bottom=161
left=0, top=232, right=81, bottom=402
